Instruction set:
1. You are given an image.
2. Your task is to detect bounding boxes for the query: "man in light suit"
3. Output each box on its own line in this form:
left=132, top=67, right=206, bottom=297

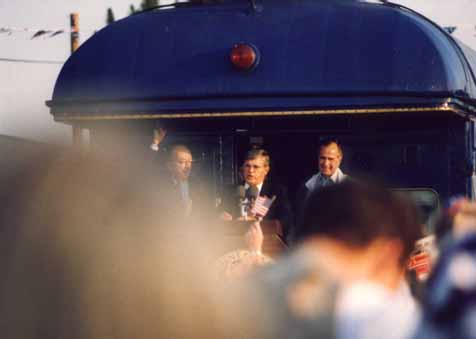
left=302, top=138, right=347, bottom=192
left=295, top=138, right=348, bottom=233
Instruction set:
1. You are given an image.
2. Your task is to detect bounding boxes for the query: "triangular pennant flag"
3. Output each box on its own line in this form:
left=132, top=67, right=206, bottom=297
left=443, top=26, right=457, bottom=34
left=49, top=29, right=64, bottom=37
left=31, top=30, right=48, bottom=39
left=0, top=27, right=12, bottom=35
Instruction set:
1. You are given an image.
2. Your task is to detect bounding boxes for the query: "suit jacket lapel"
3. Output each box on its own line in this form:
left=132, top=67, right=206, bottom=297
left=260, top=181, right=278, bottom=203
left=260, top=180, right=272, bottom=197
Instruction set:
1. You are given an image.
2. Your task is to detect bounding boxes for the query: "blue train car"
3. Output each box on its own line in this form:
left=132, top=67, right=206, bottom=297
left=47, top=0, right=476, bottom=221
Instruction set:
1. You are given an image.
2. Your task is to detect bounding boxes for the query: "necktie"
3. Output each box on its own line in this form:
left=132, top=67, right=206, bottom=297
left=321, top=176, right=333, bottom=187
left=178, top=181, right=192, bottom=215
left=245, top=186, right=259, bottom=200
left=179, top=181, right=190, bottom=203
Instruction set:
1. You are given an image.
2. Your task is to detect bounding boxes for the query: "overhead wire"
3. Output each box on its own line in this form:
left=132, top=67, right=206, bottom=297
left=0, top=57, right=64, bottom=64
left=0, top=25, right=93, bottom=64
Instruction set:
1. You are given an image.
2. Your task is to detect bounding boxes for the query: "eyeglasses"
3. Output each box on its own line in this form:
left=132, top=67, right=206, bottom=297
left=243, top=164, right=265, bottom=170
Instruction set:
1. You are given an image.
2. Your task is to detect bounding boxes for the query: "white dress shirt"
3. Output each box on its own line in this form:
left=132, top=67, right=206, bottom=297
left=305, top=168, right=347, bottom=192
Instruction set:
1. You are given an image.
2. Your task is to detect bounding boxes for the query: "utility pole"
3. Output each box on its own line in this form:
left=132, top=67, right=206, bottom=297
left=70, top=13, right=82, bottom=146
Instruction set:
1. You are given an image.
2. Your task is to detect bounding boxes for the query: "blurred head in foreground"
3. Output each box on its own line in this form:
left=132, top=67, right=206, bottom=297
left=0, top=147, right=249, bottom=339
left=413, top=198, right=476, bottom=339
left=296, top=179, right=421, bottom=288
left=246, top=180, right=422, bottom=339
left=293, top=179, right=423, bottom=338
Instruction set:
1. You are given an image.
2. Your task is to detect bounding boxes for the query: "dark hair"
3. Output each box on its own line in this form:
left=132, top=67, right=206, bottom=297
left=319, top=137, right=343, bottom=156
left=433, top=197, right=465, bottom=246
left=244, top=148, right=270, bottom=167
left=434, top=213, right=453, bottom=245
left=295, top=180, right=421, bottom=266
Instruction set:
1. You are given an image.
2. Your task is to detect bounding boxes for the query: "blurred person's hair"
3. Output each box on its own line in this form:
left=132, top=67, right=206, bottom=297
left=433, top=197, right=466, bottom=246
left=434, top=212, right=453, bottom=246
left=434, top=197, right=476, bottom=248
left=295, top=179, right=422, bottom=266
left=0, top=147, right=252, bottom=339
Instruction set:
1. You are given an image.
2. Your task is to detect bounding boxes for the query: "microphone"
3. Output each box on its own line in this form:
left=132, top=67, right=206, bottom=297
left=237, top=185, right=246, bottom=200
left=237, top=185, right=246, bottom=217
left=245, top=185, right=259, bottom=216
left=246, top=185, right=259, bottom=201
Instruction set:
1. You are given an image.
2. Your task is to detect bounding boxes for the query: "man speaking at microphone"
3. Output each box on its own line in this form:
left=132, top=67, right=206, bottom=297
left=221, top=149, right=293, bottom=241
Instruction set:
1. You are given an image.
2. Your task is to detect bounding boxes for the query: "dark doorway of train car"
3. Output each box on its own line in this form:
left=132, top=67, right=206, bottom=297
left=233, top=129, right=455, bottom=212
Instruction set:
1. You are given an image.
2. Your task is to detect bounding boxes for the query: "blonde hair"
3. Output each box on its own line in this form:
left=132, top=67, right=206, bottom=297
left=244, top=148, right=270, bottom=167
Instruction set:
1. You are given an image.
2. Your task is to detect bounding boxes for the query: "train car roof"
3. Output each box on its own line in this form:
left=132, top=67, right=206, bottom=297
left=47, top=0, right=476, bottom=122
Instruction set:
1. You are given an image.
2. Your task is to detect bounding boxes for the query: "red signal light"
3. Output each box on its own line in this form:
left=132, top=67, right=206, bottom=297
left=230, top=43, right=259, bottom=71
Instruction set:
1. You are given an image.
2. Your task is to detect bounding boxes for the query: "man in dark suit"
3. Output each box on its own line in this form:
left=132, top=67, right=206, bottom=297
left=221, top=148, right=293, bottom=240
left=151, top=129, right=213, bottom=220
left=164, top=144, right=195, bottom=215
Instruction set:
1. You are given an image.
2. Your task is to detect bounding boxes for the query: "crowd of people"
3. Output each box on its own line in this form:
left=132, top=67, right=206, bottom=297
left=1, top=134, right=476, bottom=339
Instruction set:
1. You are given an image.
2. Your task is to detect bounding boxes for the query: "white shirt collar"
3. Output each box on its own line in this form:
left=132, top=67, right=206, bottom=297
left=305, top=168, right=346, bottom=190
left=244, top=182, right=264, bottom=195
left=329, top=168, right=342, bottom=183
left=172, top=179, right=188, bottom=190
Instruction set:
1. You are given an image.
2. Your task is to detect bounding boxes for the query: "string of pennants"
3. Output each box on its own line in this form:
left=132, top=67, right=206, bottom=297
left=443, top=26, right=476, bottom=35
left=1, top=24, right=475, bottom=40
left=0, top=26, right=97, bottom=39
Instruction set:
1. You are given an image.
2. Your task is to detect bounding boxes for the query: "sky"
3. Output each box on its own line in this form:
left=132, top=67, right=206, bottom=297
left=0, top=0, right=475, bottom=144
left=0, top=1, right=142, bottom=144
left=397, top=0, right=476, bottom=48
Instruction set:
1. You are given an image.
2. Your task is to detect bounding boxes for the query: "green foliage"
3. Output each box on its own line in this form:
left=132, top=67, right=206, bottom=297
left=106, top=1, right=160, bottom=26
left=106, top=8, right=115, bottom=25
left=141, top=0, right=159, bottom=10
left=130, top=4, right=137, bottom=15
left=129, top=0, right=158, bottom=14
